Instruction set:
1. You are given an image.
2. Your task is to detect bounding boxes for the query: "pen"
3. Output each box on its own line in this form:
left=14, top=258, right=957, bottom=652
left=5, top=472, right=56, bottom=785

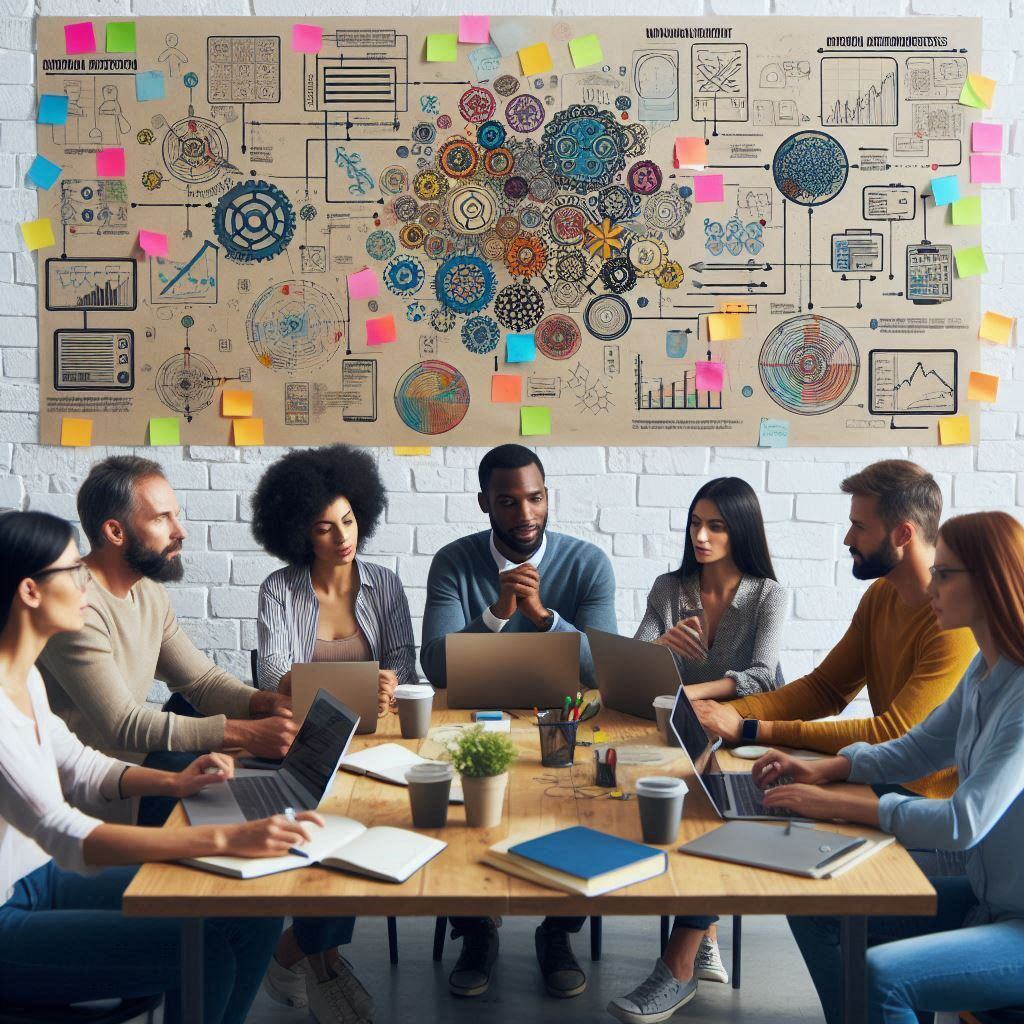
left=283, top=806, right=310, bottom=859
left=562, top=695, right=572, bottom=721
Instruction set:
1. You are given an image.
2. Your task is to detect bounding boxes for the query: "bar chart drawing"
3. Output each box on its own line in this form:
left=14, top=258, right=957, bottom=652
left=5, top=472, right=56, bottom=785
left=635, top=355, right=723, bottom=411
left=45, top=257, right=137, bottom=311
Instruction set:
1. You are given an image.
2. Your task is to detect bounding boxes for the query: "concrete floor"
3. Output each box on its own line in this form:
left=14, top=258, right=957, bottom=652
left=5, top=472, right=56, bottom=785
left=243, top=914, right=825, bottom=1023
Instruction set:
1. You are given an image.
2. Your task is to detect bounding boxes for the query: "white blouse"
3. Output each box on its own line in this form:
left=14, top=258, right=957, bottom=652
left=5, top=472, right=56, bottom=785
left=0, top=666, right=126, bottom=902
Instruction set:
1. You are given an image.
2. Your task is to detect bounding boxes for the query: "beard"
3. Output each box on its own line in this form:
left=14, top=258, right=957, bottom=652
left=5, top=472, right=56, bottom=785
left=849, top=537, right=899, bottom=581
left=124, top=529, right=185, bottom=582
left=491, top=513, right=547, bottom=557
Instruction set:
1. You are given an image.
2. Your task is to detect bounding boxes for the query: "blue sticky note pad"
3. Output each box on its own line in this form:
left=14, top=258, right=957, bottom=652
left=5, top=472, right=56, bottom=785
left=758, top=417, right=789, bottom=448
left=506, top=333, right=536, bottom=362
left=930, top=175, right=960, bottom=207
left=26, top=154, right=62, bottom=190
left=135, top=71, right=165, bottom=102
left=38, top=94, right=69, bottom=125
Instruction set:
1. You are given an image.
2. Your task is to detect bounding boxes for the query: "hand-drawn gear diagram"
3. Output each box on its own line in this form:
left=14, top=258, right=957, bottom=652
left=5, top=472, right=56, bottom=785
left=161, top=115, right=230, bottom=184
left=156, top=349, right=219, bottom=421
left=246, top=279, right=344, bottom=373
left=213, top=179, right=295, bottom=263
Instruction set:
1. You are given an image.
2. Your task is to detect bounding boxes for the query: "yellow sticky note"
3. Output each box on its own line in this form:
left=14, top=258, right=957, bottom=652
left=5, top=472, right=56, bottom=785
left=149, top=417, right=181, bottom=446
left=393, top=447, right=432, bottom=456
left=954, top=246, right=988, bottom=278
left=60, top=417, right=92, bottom=447
left=232, top=417, right=265, bottom=446
left=520, top=406, right=551, bottom=436
left=20, top=217, right=55, bottom=251
left=938, top=415, right=971, bottom=446
left=960, top=73, right=995, bottom=109
left=519, top=42, right=552, bottom=76
left=967, top=371, right=999, bottom=403
left=426, top=34, right=458, bottom=62
left=222, top=390, right=254, bottom=417
left=708, top=312, right=742, bottom=341
left=568, top=34, right=603, bottom=69
left=980, top=311, right=1014, bottom=345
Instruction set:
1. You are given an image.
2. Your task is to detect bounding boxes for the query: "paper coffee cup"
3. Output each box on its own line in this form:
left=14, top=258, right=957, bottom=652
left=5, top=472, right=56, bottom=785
left=636, top=776, right=688, bottom=844
left=653, top=695, right=680, bottom=747
left=395, top=683, right=434, bottom=738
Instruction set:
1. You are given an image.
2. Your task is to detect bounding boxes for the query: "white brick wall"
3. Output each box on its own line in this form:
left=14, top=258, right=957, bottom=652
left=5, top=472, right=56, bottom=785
left=2, top=2, right=1023, bottom=722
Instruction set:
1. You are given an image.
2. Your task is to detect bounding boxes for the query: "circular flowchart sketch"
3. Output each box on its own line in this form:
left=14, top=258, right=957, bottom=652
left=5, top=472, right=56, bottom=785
left=246, top=280, right=344, bottom=373
left=394, top=360, right=470, bottom=435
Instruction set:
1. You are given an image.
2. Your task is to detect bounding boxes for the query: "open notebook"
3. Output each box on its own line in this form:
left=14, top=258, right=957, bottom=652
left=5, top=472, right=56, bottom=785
left=340, top=743, right=464, bottom=803
left=183, top=814, right=446, bottom=881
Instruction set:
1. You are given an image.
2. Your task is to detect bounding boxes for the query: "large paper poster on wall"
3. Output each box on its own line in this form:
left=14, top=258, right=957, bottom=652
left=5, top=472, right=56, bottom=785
left=35, top=16, right=981, bottom=446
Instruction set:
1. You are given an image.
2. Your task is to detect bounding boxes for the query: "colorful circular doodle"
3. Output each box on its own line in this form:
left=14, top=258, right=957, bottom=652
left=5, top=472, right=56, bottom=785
left=412, top=121, right=436, bottom=145
left=162, top=116, right=230, bottom=185
left=546, top=200, right=589, bottom=245
left=430, top=306, right=457, bottom=332
left=549, top=246, right=591, bottom=284
left=643, top=191, right=687, bottom=234
left=459, top=86, right=496, bottom=124
left=539, top=104, right=628, bottom=194
left=406, top=302, right=426, bottom=322
left=435, top=254, right=497, bottom=314
left=438, top=138, right=479, bottom=178
left=366, top=230, right=396, bottom=260
left=518, top=205, right=543, bottom=231
left=504, top=234, right=548, bottom=278
left=505, top=93, right=546, bottom=134
left=436, top=114, right=452, bottom=130
left=503, top=176, right=529, bottom=201
left=483, top=147, right=514, bottom=176
left=596, top=185, right=640, bottom=222
left=583, top=294, right=631, bottom=341
left=399, top=223, right=426, bottom=249
left=495, top=215, right=520, bottom=239
left=423, top=233, right=449, bottom=261
left=535, top=314, right=582, bottom=361
left=476, top=120, right=507, bottom=150
left=419, top=202, right=444, bottom=230
left=493, top=74, right=520, bottom=97
left=481, top=233, right=507, bottom=260
left=461, top=315, right=500, bottom=354
left=628, top=235, right=668, bottom=276
left=772, top=131, right=848, bottom=207
left=494, top=282, right=545, bottom=331
left=656, top=260, right=685, bottom=289
left=246, top=279, right=344, bottom=372
left=445, top=184, right=498, bottom=236
left=528, top=175, right=557, bottom=203
left=394, top=360, right=470, bottom=435
left=384, top=255, right=425, bottom=295
left=393, top=195, right=419, bottom=222
left=627, top=159, right=662, bottom=195
left=413, top=170, right=448, bottom=201
left=380, top=165, right=409, bottom=195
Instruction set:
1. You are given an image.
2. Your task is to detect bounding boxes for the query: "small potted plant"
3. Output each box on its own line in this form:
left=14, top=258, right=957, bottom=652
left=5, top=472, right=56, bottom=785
left=446, top=726, right=518, bottom=828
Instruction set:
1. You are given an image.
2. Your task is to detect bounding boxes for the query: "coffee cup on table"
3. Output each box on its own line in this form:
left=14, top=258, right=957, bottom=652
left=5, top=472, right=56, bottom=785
left=395, top=683, right=434, bottom=739
left=405, top=761, right=453, bottom=828
left=635, top=776, right=688, bottom=845
left=653, top=695, right=680, bottom=746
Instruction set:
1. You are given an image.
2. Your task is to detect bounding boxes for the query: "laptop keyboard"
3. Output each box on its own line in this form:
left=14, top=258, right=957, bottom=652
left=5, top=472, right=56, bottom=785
left=706, top=772, right=794, bottom=818
left=230, top=775, right=292, bottom=821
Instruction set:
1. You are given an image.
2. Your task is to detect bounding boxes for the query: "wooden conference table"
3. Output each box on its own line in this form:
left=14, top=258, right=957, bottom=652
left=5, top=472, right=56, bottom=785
left=123, top=693, right=935, bottom=1023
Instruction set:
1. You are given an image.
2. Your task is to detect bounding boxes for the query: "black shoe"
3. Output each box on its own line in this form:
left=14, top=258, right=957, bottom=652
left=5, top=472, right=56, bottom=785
left=535, top=925, right=587, bottom=998
left=449, top=919, right=499, bottom=997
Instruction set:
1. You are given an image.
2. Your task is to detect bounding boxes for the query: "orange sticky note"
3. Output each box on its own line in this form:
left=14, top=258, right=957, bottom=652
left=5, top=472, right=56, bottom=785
left=674, top=137, right=705, bottom=167
left=60, top=417, right=92, bottom=447
left=967, top=371, right=999, bottom=403
left=519, top=42, right=552, bottom=76
left=222, top=390, right=254, bottom=417
left=366, top=315, right=396, bottom=345
left=938, top=415, right=971, bottom=446
left=708, top=312, right=742, bottom=341
left=232, top=417, right=265, bottom=447
left=491, top=374, right=522, bottom=403
left=980, top=311, right=1014, bottom=345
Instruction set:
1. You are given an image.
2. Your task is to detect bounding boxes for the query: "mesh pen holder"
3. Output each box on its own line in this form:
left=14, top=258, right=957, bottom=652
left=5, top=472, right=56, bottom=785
left=537, top=713, right=579, bottom=768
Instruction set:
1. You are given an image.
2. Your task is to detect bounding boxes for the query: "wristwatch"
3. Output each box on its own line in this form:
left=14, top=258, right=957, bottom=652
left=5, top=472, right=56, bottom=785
left=537, top=611, right=555, bottom=632
left=740, top=719, right=760, bottom=743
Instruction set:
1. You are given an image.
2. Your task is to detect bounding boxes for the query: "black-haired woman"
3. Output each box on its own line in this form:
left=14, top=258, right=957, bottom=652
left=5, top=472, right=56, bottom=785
left=251, top=444, right=416, bottom=1022
left=0, top=511, right=320, bottom=1023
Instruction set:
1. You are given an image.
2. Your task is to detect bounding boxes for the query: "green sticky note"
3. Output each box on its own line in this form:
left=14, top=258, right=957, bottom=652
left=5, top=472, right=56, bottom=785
left=520, top=406, right=551, bottom=436
left=951, top=195, right=982, bottom=226
left=149, top=417, right=180, bottom=446
left=426, top=34, right=458, bottom=62
left=106, top=22, right=136, bottom=53
left=568, top=34, right=603, bottom=69
left=955, top=246, right=988, bottom=278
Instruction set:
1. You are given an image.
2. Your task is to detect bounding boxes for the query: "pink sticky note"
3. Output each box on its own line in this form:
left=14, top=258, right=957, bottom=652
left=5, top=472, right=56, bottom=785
left=96, top=147, right=125, bottom=177
left=291, top=23, right=323, bottom=53
left=366, top=315, right=396, bottom=345
left=695, top=360, right=725, bottom=392
left=138, top=230, right=168, bottom=257
left=972, top=122, right=1003, bottom=153
left=459, top=15, right=490, bottom=44
left=694, top=173, right=724, bottom=203
left=347, top=268, right=380, bottom=300
left=970, top=154, right=1001, bottom=184
left=64, top=22, right=96, bottom=55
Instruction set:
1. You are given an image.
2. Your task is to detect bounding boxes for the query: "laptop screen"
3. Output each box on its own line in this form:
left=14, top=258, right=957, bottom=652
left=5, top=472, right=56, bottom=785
left=281, top=690, right=359, bottom=804
left=669, top=685, right=717, bottom=776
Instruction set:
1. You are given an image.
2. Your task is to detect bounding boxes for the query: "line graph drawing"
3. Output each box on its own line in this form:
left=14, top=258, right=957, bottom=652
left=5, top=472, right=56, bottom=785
left=869, top=349, right=957, bottom=415
left=821, top=58, right=898, bottom=127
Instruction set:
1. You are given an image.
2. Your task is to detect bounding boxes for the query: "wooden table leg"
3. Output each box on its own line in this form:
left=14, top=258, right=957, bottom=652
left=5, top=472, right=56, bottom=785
left=181, top=918, right=204, bottom=1023
left=840, top=915, right=867, bottom=1024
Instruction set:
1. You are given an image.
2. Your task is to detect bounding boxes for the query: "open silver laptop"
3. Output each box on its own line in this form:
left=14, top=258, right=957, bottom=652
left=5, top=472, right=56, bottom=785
left=445, top=632, right=580, bottom=709
left=291, top=661, right=379, bottom=734
left=183, top=689, right=359, bottom=826
left=586, top=628, right=683, bottom=720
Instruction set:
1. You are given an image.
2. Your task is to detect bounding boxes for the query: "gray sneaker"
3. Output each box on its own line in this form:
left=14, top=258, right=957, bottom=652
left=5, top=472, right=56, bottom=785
left=607, top=959, right=698, bottom=1024
left=694, top=934, right=729, bottom=984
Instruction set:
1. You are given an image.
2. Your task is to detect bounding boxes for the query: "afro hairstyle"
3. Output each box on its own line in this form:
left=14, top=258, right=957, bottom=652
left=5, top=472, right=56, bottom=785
left=251, top=445, right=387, bottom=566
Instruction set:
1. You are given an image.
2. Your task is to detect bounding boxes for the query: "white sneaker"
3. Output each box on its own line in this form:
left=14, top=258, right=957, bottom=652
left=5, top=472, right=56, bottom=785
left=694, top=934, right=729, bottom=984
left=306, top=956, right=375, bottom=1024
left=262, top=955, right=310, bottom=1008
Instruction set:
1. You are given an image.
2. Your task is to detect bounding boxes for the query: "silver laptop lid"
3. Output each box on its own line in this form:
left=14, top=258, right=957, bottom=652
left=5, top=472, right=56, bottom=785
left=279, top=689, right=360, bottom=808
left=586, top=627, right=684, bottom=720
left=669, top=685, right=726, bottom=817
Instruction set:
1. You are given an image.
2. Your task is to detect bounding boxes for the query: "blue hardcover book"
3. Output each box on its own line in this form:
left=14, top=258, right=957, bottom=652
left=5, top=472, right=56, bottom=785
left=508, top=826, right=665, bottom=880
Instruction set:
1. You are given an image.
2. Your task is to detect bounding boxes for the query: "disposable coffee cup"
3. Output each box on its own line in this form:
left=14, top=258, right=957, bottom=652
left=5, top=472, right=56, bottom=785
left=395, top=683, right=434, bottom=739
left=405, top=761, right=453, bottom=828
left=652, top=695, right=680, bottom=747
left=636, top=776, right=688, bottom=845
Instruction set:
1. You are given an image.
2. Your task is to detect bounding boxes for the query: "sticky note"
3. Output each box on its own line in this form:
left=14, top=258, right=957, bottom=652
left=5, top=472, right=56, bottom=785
left=459, top=16, right=490, bottom=44
left=38, top=94, right=69, bottom=125
left=970, top=154, right=1000, bottom=184
left=967, top=371, right=999, bottom=403
left=972, top=122, right=1003, bottom=152
left=96, top=147, right=125, bottom=177
left=980, top=311, right=1014, bottom=345
left=233, top=418, right=265, bottom=447
left=938, top=415, right=971, bottom=446
left=64, top=22, right=96, bottom=55
left=489, top=22, right=527, bottom=57
left=426, top=34, right=458, bottom=62
left=930, top=175, right=960, bottom=206
left=292, top=23, right=323, bottom=53
left=955, top=246, right=988, bottom=278
left=347, top=267, right=379, bottom=300
left=394, top=447, right=432, bottom=456
left=674, top=137, right=705, bottom=168
left=137, top=230, right=168, bottom=257
left=520, top=406, right=551, bottom=436
left=506, top=333, right=535, bottom=362
left=696, top=360, right=725, bottom=392
left=26, top=155, right=61, bottom=191
left=105, top=22, right=136, bottom=53
left=491, top=374, right=522, bottom=403
left=20, top=217, right=55, bottom=251
left=222, top=390, right=254, bottom=417
left=708, top=312, right=742, bottom=341
left=759, top=418, right=789, bottom=448
left=149, top=417, right=181, bottom=446
left=694, top=174, right=724, bottom=203
left=959, top=73, right=995, bottom=109
left=366, top=314, right=396, bottom=345
left=519, top=42, right=552, bottom=77
left=568, top=34, right=603, bottom=69
left=135, top=71, right=165, bottom=102
left=951, top=196, right=982, bottom=226
left=60, top=417, right=92, bottom=447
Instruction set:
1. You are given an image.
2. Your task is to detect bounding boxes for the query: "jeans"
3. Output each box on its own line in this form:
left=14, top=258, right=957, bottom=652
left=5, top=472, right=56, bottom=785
left=0, top=861, right=281, bottom=1024
left=790, top=875, right=1024, bottom=1024
left=293, top=916, right=356, bottom=954
left=671, top=914, right=718, bottom=933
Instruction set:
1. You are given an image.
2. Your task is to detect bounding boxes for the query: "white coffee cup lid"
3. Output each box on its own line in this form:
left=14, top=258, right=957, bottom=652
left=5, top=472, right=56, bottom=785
left=635, top=776, right=688, bottom=798
left=395, top=683, right=435, bottom=700
left=405, top=761, right=453, bottom=783
left=652, top=695, right=676, bottom=709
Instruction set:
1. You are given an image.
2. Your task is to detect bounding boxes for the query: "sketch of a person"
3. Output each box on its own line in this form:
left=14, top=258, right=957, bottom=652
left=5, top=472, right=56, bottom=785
left=158, top=33, right=189, bottom=78
left=56, top=81, right=86, bottom=146
left=96, top=85, right=131, bottom=145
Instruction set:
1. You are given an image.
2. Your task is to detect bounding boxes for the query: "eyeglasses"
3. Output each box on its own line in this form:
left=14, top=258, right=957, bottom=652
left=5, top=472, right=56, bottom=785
left=33, top=563, right=92, bottom=590
left=928, top=566, right=972, bottom=583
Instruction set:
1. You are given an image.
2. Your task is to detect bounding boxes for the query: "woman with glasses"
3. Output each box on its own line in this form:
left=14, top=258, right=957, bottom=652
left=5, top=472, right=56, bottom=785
left=0, top=510, right=320, bottom=1023
left=752, top=511, right=1024, bottom=1023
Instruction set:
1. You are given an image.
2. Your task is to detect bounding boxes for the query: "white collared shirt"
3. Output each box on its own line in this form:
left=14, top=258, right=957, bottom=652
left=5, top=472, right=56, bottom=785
left=481, top=532, right=560, bottom=632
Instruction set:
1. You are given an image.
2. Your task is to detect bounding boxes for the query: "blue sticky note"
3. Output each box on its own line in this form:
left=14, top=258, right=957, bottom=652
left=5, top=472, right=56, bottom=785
left=930, top=175, right=960, bottom=207
left=26, top=154, right=62, bottom=190
left=135, top=71, right=165, bottom=102
left=38, top=94, right=69, bottom=125
left=506, top=333, right=536, bottom=363
left=758, top=417, right=789, bottom=448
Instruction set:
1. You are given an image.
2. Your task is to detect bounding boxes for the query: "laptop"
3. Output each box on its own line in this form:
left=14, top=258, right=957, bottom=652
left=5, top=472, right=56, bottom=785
left=586, top=628, right=683, bottom=720
left=183, top=689, right=359, bottom=826
left=669, top=686, right=796, bottom=821
left=445, top=632, right=580, bottom=710
left=291, top=661, right=380, bottom=735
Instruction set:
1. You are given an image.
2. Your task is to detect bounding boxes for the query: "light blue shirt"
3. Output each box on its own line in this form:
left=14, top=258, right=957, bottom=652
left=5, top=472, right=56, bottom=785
left=842, top=653, right=1024, bottom=923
